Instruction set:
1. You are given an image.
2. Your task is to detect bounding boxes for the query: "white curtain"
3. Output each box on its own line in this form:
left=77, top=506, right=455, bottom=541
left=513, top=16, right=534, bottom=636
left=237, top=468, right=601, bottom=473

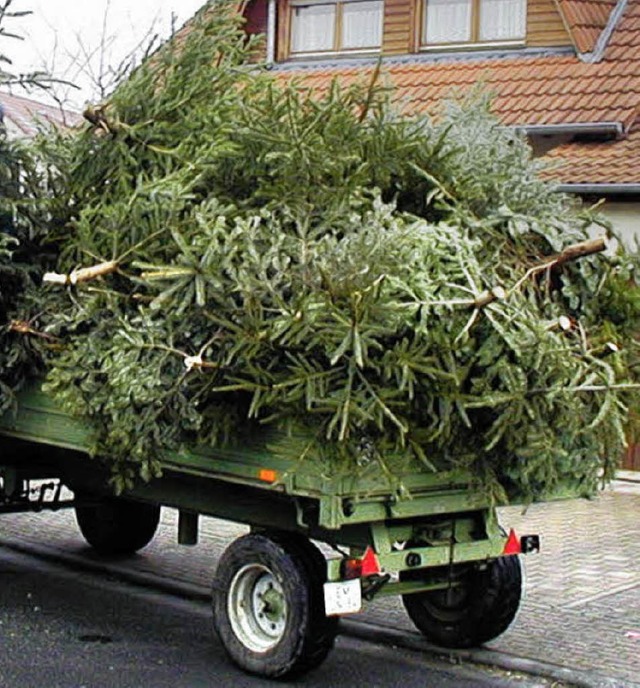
left=479, top=0, right=526, bottom=41
left=425, top=0, right=472, bottom=44
left=291, top=4, right=336, bottom=53
left=342, top=1, right=383, bottom=49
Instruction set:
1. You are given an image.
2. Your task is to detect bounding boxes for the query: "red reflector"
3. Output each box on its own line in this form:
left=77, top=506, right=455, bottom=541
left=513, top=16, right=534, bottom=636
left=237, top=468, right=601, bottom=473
left=503, top=528, right=522, bottom=555
left=360, top=546, right=381, bottom=576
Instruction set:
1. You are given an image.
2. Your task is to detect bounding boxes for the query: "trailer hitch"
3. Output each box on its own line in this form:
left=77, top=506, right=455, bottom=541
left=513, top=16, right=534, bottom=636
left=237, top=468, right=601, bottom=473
left=362, top=573, right=391, bottom=601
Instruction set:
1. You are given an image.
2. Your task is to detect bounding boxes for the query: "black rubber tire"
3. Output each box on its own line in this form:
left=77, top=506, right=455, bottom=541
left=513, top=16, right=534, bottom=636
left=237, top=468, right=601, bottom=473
left=401, top=555, right=522, bottom=648
left=265, top=532, right=339, bottom=674
left=75, top=497, right=161, bottom=556
left=211, top=532, right=337, bottom=679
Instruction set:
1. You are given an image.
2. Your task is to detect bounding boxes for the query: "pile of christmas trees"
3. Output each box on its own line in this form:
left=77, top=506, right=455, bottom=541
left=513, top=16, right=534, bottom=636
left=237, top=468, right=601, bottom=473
left=0, top=129, right=61, bottom=415
left=1, top=4, right=638, bottom=500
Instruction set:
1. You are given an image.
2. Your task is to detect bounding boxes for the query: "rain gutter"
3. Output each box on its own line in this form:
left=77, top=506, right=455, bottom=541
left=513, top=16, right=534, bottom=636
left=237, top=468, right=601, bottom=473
left=515, top=122, right=624, bottom=139
left=555, top=184, right=640, bottom=195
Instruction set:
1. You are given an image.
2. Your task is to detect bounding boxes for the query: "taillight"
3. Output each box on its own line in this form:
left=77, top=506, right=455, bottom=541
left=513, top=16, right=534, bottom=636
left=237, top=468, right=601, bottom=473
left=502, top=528, right=540, bottom=555
left=342, top=546, right=381, bottom=579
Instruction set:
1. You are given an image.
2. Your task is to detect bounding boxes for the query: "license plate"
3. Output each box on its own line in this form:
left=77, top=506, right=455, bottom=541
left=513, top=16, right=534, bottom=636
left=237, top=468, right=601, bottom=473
left=323, top=579, right=362, bottom=616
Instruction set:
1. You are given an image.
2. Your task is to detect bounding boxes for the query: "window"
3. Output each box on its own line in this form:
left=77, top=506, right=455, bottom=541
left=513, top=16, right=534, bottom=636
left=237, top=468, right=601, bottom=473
left=289, top=0, right=383, bottom=55
left=423, top=0, right=526, bottom=46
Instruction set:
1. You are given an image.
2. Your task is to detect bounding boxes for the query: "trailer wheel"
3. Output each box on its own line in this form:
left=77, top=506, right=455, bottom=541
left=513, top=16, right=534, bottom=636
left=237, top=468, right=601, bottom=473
left=264, top=532, right=339, bottom=673
left=212, top=532, right=336, bottom=678
left=401, top=555, right=522, bottom=648
left=75, top=497, right=160, bottom=555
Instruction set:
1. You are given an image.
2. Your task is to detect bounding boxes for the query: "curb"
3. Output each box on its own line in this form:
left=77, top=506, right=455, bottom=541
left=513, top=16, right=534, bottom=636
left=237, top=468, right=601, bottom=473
left=341, top=620, right=637, bottom=688
left=1, top=536, right=638, bottom=688
left=615, top=471, right=640, bottom=483
left=0, top=536, right=212, bottom=603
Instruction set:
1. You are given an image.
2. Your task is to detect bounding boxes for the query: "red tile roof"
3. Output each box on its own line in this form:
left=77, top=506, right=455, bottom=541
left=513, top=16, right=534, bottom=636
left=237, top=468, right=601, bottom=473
left=556, top=0, right=618, bottom=53
left=0, top=91, right=79, bottom=137
left=544, top=119, right=640, bottom=183
left=280, top=0, right=639, bottom=186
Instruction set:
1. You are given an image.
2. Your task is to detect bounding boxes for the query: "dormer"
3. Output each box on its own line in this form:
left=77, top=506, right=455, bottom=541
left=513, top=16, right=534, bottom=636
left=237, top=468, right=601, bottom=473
left=242, top=0, right=576, bottom=62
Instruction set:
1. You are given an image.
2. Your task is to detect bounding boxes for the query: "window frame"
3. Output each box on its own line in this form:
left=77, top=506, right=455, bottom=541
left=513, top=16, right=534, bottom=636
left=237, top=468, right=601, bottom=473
left=286, top=0, right=384, bottom=58
left=419, top=0, right=527, bottom=50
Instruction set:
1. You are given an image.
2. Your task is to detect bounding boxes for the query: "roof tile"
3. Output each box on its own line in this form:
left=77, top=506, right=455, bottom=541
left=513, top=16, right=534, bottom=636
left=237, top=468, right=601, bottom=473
left=556, top=0, right=618, bottom=53
left=543, top=124, right=640, bottom=184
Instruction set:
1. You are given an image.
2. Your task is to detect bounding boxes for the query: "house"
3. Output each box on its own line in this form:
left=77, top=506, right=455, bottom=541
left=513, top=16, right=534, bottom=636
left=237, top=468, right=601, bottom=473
left=235, top=0, right=639, bottom=246
left=0, top=90, right=79, bottom=138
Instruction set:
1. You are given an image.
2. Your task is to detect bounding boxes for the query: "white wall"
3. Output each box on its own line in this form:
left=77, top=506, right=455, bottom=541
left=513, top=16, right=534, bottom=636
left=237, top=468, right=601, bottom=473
left=600, top=201, right=640, bottom=252
left=3, top=118, right=27, bottom=140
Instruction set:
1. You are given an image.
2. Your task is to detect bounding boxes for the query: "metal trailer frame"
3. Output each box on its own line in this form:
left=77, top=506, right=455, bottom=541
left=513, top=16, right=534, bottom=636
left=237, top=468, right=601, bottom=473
left=0, top=386, right=535, bottom=678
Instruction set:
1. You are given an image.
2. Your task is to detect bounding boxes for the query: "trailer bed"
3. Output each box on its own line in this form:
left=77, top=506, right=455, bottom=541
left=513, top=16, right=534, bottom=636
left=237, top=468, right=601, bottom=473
left=0, top=385, right=489, bottom=531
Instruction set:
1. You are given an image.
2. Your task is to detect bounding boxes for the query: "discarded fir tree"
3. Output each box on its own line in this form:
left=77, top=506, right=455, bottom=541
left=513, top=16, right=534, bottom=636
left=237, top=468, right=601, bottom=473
left=2, top=2, right=638, bottom=502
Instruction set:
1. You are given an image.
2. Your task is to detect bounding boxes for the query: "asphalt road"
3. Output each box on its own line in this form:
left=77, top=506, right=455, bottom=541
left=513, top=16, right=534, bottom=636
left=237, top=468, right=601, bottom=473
left=0, top=546, right=559, bottom=688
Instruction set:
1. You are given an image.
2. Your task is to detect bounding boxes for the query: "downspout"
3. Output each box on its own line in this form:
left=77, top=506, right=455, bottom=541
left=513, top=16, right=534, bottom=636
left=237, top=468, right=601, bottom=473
left=267, top=0, right=277, bottom=65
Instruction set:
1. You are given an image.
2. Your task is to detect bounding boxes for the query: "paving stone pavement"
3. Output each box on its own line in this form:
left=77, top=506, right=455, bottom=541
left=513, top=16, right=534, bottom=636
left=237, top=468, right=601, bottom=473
left=0, top=483, right=638, bottom=685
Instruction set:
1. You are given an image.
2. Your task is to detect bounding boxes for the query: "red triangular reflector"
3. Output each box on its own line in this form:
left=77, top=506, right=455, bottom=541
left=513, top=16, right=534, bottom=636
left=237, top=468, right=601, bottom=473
left=361, top=546, right=381, bottom=576
left=503, top=528, right=521, bottom=555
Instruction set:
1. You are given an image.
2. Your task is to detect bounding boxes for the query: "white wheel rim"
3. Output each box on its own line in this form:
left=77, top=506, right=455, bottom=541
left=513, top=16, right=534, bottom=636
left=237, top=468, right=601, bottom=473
left=227, top=563, right=287, bottom=653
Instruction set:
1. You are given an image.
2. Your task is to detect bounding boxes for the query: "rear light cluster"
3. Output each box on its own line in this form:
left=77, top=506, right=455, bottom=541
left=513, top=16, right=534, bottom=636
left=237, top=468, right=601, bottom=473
left=339, top=530, right=538, bottom=584
left=503, top=528, right=540, bottom=555
left=341, top=546, right=381, bottom=579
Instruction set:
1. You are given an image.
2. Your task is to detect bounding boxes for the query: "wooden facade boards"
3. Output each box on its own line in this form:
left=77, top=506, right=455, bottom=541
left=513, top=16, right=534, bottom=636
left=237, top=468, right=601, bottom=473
left=527, top=0, right=573, bottom=47
left=383, top=0, right=415, bottom=54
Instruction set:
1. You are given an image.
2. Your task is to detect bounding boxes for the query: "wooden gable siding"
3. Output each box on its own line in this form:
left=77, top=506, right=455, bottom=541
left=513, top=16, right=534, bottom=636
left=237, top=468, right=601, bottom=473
left=527, top=0, right=572, bottom=47
left=383, top=0, right=415, bottom=55
left=276, top=0, right=288, bottom=62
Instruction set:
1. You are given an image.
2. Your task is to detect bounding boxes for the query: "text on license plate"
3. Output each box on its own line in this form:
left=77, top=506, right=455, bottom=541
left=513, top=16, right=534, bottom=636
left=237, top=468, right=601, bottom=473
left=323, top=579, right=362, bottom=616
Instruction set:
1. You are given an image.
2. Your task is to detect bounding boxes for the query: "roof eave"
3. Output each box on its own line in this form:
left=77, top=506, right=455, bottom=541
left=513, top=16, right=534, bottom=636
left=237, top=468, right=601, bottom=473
left=516, top=121, right=625, bottom=138
left=555, top=183, right=640, bottom=195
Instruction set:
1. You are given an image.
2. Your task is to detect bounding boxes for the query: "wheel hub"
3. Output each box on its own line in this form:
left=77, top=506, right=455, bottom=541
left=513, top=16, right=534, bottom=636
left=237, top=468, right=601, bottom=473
left=228, top=564, right=288, bottom=652
left=252, top=575, right=286, bottom=636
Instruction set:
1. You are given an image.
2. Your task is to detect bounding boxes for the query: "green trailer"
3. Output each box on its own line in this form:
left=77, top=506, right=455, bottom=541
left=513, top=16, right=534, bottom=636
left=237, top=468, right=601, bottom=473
left=0, top=385, right=537, bottom=679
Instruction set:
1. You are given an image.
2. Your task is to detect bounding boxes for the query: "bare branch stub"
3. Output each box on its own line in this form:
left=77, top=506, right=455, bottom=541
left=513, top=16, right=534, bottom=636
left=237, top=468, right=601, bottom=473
left=43, top=260, right=119, bottom=286
left=554, top=237, right=608, bottom=267
left=8, top=320, right=58, bottom=341
left=511, top=237, right=609, bottom=295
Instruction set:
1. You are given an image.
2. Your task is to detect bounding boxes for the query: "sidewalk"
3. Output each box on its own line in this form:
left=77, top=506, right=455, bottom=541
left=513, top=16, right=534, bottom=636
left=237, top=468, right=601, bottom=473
left=0, top=478, right=638, bottom=687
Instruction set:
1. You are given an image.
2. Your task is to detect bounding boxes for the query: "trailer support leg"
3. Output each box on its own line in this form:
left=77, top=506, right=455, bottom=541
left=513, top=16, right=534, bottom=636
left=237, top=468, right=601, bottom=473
left=178, top=510, right=199, bottom=545
left=0, top=467, right=21, bottom=498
